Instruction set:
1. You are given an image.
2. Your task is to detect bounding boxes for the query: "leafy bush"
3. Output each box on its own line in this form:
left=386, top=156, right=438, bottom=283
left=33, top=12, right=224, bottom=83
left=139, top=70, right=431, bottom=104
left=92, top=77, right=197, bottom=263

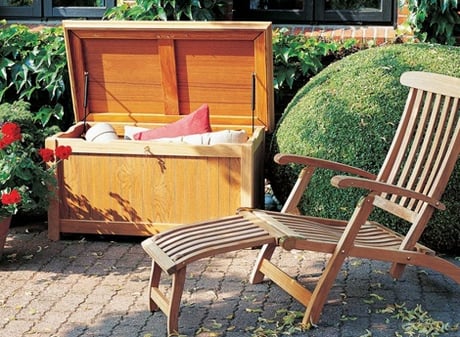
left=103, top=0, right=228, bottom=21
left=269, top=43, right=460, bottom=253
left=404, top=0, right=460, bottom=45
left=0, top=21, right=71, bottom=129
left=272, top=28, right=361, bottom=119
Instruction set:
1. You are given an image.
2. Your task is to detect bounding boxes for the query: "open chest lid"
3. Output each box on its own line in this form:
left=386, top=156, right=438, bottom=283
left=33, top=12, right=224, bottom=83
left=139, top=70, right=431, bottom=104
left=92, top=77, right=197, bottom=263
left=62, top=20, right=274, bottom=134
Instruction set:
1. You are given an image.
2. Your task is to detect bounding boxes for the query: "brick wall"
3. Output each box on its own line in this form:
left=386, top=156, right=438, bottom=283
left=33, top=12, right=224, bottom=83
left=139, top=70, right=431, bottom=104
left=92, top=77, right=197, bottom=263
left=280, top=4, right=410, bottom=45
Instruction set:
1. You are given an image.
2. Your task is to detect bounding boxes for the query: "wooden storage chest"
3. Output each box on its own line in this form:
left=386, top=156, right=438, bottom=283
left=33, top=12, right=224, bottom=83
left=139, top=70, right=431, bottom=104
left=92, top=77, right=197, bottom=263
left=46, top=20, right=274, bottom=240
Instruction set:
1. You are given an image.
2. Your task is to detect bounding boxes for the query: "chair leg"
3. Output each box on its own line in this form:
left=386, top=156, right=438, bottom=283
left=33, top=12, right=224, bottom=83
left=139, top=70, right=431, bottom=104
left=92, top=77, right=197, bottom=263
left=388, top=216, right=432, bottom=279
left=302, top=250, right=349, bottom=326
left=389, top=262, right=407, bottom=279
left=147, top=261, right=187, bottom=335
left=303, top=195, right=375, bottom=326
left=167, top=267, right=187, bottom=336
left=148, top=261, right=162, bottom=312
left=250, top=243, right=277, bottom=284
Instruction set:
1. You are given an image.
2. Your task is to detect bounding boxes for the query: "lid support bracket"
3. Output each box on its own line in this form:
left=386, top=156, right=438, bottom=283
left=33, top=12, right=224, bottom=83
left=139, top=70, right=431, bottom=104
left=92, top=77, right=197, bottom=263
left=83, top=71, right=89, bottom=133
left=252, top=72, right=256, bottom=134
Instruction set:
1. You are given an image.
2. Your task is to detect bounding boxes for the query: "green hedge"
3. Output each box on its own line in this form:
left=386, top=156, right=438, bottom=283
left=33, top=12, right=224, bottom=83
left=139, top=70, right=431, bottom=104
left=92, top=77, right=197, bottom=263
left=269, top=43, right=460, bottom=254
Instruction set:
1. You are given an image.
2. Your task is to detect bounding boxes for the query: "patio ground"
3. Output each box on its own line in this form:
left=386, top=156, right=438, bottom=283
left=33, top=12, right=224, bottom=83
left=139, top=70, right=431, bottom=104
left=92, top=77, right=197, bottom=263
left=1, top=219, right=459, bottom=337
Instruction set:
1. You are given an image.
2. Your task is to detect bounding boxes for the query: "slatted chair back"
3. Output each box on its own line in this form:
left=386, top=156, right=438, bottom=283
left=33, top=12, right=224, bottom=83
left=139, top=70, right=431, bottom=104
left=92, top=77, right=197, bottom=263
left=374, top=72, right=460, bottom=244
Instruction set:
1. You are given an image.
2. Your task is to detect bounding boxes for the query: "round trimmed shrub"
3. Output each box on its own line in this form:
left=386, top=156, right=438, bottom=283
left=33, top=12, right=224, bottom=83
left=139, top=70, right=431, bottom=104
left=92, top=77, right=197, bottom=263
left=269, top=43, right=460, bottom=254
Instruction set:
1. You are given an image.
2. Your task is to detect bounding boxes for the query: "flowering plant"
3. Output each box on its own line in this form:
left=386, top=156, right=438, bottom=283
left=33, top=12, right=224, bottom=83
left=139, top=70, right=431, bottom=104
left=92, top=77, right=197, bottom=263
left=0, top=122, right=71, bottom=220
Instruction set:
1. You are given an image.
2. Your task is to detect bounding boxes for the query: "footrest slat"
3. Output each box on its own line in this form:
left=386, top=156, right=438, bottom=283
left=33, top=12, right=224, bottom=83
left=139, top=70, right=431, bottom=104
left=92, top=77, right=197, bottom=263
left=142, top=214, right=276, bottom=274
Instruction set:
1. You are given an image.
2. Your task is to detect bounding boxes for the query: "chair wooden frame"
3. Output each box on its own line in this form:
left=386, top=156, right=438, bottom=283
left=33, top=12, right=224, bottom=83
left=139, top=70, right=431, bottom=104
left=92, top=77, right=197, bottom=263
left=142, top=71, right=460, bottom=334
left=249, top=71, right=460, bottom=327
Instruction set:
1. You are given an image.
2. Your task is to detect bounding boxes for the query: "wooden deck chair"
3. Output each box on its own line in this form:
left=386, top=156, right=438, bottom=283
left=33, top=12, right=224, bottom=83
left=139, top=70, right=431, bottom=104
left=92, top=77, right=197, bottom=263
left=248, top=70, right=460, bottom=327
left=141, top=71, right=460, bottom=334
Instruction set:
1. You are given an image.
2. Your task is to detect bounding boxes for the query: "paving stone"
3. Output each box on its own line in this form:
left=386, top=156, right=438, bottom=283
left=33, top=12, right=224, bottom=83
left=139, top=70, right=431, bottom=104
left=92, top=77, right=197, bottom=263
left=1, top=318, right=35, bottom=336
left=0, top=222, right=458, bottom=337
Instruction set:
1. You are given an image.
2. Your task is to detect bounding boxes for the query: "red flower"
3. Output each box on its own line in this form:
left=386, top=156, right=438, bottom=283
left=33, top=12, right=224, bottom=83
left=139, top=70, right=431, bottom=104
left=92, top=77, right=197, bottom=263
left=39, top=148, right=55, bottom=162
left=1, top=189, right=22, bottom=205
left=55, top=145, right=72, bottom=160
left=1, top=122, right=22, bottom=146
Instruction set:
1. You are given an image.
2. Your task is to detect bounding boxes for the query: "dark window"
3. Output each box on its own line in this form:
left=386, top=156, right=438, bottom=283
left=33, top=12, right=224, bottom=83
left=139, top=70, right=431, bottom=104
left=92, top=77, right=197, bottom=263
left=234, top=0, right=396, bottom=25
left=235, top=0, right=313, bottom=22
left=0, top=0, right=114, bottom=19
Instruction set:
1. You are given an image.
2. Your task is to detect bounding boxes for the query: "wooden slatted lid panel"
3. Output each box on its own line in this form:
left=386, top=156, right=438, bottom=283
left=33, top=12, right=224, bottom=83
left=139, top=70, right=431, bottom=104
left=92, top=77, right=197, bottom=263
left=63, top=20, right=274, bottom=135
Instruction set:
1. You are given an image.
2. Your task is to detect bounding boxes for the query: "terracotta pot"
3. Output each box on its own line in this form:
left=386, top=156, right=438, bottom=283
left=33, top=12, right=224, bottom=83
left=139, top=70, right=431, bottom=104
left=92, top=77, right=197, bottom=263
left=0, top=216, right=12, bottom=258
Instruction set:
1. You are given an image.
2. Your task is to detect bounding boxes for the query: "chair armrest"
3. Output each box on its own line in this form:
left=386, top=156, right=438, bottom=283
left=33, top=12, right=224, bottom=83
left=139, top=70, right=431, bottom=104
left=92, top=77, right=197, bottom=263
left=331, top=175, right=446, bottom=210
left=275, top=154, right=377, bottom=180
left=274, top=153, right=377, bottom=213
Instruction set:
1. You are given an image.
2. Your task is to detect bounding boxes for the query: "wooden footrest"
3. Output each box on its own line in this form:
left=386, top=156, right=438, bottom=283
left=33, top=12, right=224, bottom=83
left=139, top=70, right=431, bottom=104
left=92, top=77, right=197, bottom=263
left=142, top=213, right=276, bottom=273
left=141, top=213, right=277, bottom=335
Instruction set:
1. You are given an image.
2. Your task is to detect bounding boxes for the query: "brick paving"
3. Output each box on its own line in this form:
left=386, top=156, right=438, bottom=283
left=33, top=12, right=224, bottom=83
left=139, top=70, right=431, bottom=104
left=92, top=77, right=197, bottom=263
left=1, top=220, right=459, bottom=337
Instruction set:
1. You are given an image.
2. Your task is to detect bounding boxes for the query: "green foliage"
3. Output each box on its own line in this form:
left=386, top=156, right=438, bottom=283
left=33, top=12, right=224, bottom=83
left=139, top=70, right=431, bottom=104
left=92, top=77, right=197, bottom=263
left=272, top=28, right=360, bottom=118
left=404, top=0, right=460, bottom=45
left=273, top=28, right=328, bottom=92
left=103, top=0, right=228, bottom=21
left=269, top=43, right=460, bottom=253
left=0, top=20, right=69, bottom=128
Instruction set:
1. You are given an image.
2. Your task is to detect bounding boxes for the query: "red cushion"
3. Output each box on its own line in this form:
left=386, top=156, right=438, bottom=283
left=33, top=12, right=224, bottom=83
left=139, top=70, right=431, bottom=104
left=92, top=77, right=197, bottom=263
left=133, top=104, right=212, bottom=140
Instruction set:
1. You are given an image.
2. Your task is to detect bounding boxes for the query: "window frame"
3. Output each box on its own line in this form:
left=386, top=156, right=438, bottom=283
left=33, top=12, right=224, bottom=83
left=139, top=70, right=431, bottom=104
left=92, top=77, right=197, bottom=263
left=234, top=0, right=396, bottom=25
left=0, top=0, right=42, bottom=18
left=44, top=0, right=115, bottom=19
